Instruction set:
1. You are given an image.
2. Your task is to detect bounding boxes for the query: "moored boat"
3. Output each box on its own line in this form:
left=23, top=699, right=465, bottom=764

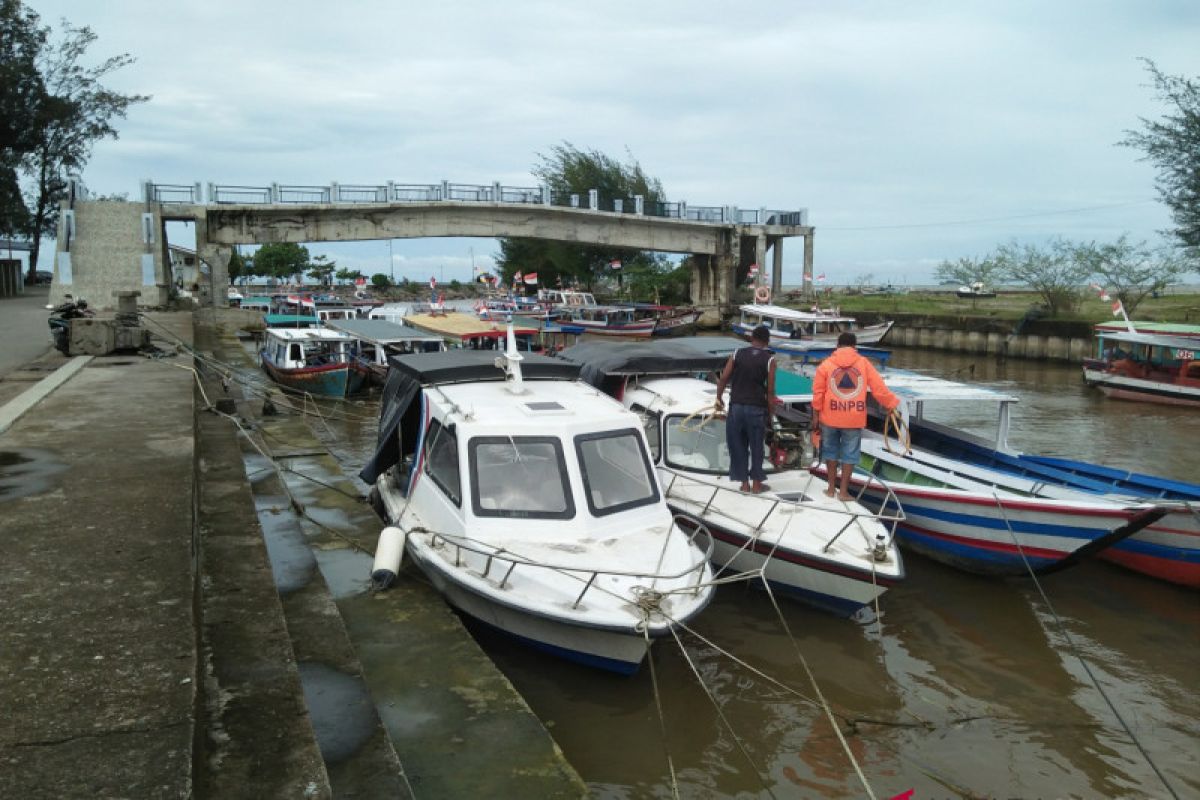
left=359, top=333, right=716, bottom=673
left=778, top=369, right=1170, bottom=576
left=564, top=305, right=657, bottom=338
left=562, top=340, right=906, bottom=616
left=260, top=326, right=367, bottom=397
left=404, top=310, right=542, bottom=350
left=1082, top=328, right=1200, bottom=408
left=326, top=318, right=445, bottom=386
left=733, top=303, right=894, bottom=348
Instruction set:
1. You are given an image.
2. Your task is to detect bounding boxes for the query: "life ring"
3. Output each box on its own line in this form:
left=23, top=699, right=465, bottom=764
left=754, top=285, right=771, bottom=304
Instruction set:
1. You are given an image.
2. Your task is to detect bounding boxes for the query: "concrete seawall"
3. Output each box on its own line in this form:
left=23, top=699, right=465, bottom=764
left=884, top=324, right=1092, bottom=362
left=854, top=313, right=1097, bottom=362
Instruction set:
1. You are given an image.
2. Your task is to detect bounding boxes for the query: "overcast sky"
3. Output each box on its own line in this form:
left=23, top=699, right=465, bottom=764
left=26, top=0, right=1200, bottom=285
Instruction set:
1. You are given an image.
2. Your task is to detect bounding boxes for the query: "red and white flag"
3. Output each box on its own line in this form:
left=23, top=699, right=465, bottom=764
left=513, top=271, right=522, bottom=284
left=816, top=273, right=827, bottom=282
left=609, top=259, right=622, bottom=271
left=1089, top=282, right=1110, bottom=301
left=748, top=263, right=759, bottom=276
left=1112, top=299, right=1124, bottom=317
left=523, top=272, right=538, bottom=285
left=429, top=276, right=437, bottom=290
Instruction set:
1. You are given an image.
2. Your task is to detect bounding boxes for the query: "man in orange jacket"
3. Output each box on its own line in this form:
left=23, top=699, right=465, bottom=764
left=811, top=332, right=901, bottom=500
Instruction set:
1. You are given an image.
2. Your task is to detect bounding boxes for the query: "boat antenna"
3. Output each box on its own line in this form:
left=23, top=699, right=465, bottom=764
left=495, top=321, right=526, bottom=394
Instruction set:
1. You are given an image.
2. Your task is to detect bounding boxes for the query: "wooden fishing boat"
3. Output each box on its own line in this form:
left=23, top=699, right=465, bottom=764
left=733, top=303, right=894, bottom=348
left=359, top=333, right=715, bottom=673
left=260, top=326, right=367, bottom=397
left=563, top=305, right=657, bottom=338
left=777, top=370, right=1169, bottom=576
left=326, top=318, right=445, bottom=386
left=404, top=310, right=542, bottom=350
left=1082, top=328, right=1200, bottom=408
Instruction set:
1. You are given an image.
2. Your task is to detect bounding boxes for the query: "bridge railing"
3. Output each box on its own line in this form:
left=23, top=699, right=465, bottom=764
left=149, top=179, right=807, bottom=226
left=144, top=182, right=202, bottom=204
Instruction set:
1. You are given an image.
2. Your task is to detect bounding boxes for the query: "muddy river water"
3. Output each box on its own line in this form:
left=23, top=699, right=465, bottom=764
left=329, top=346, right=1198, bottom=798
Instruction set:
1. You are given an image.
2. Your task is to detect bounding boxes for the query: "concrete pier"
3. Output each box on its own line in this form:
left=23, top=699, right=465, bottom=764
left=0, top=303, right=585, bottom=798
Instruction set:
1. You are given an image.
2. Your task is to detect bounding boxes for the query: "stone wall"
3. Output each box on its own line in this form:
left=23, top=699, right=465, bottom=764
left=870, top=314, right=1095, bottom=362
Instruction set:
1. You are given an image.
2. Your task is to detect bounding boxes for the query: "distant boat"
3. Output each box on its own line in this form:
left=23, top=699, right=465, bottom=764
left=732, top=303, right=894, bottom=347
left=405, top=310, right=543, bottom=351
left=1082, top=327, right=1200, bottom=408
left=326, top=318, right=445, bottom=386
left=613, top=302, right=703, bottom=337
left=564, top=305, right=658, bottom=338
left=260, top=326, right=367, bottom=397
left=956, top=282, right=996, bottom=299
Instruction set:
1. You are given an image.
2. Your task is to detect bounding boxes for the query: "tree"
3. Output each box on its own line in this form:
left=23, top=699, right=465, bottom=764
left=371, top=273, right=391, bottom=288
left=15, top=11, right=149, bottom=280
left=934, top=256, right=1004, bottom=290
left=306, top=254, right=335, bottom=287
left=934, top=255, right=1005, bottom=307
left=1075, top=235, right=1190, bottom=316
left=227, top=247, right=245, bottom=285
left=496, top=143, right=669, bottom=292
left=1120, top=59, right=1200, bottom=260
left=0, top=0, right=45, bottom=240
left=993, top=239, right=1091, bottom=316
left=253, top=242, right=310, bottom=283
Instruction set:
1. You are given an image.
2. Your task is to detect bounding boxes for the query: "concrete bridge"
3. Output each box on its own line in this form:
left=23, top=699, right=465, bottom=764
left=51, top=179, right=814, bottom=311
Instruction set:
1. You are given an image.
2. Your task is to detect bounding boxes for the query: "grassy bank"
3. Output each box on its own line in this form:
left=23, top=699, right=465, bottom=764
left=784, top=289, right=1200, bottom=325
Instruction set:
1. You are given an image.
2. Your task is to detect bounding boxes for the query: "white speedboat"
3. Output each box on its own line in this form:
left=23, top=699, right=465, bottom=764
left=359, top=331, right=715, bottom=674
left=563, top=341, right=906, bottom=617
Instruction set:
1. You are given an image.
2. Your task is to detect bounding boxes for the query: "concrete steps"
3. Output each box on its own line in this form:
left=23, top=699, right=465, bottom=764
left=196, top=310, right=586, bottom=797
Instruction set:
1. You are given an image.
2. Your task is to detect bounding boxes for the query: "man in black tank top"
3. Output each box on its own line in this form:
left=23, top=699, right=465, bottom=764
left=714, top=325, right=778, bottom=493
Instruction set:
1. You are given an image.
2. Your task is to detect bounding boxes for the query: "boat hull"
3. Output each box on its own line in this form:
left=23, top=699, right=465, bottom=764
left=652, top=311, right=702, bottom=337
left=675, top=511, right=897, bottom=617
left=261, top=357, right=363, bottom=397
left=407, top=537, right=660, bottom=675
left=732, top=320, right=894, bottom=347
left=570, top=320, right=657, bottom=338
left=1087, top=373, right=1200, bottom=408
left=816, top=466, right=1156, bottom=576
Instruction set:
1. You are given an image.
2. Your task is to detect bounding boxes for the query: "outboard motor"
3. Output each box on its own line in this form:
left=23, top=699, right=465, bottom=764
left=46, top=295, right=92, bottom=355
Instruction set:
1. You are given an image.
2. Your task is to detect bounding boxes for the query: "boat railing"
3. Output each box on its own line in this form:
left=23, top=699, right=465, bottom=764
left=661, top=466, right=905, bottom=552
left=424, top=520, right=714, bottom=609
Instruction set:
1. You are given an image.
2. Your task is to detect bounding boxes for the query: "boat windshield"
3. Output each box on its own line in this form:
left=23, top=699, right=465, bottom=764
left=663, top=414, right=732, bottom=474
left=575, top=429, right=659, bottom=516
left=469, top=436, right=574, bottom=519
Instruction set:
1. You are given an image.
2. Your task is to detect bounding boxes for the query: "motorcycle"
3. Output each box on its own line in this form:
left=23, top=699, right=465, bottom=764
left=46, top=295, right=94, bottom=355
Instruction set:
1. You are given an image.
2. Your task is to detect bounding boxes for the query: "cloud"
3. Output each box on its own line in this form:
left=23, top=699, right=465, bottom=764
left=29, top=0, right=1200, bottom=281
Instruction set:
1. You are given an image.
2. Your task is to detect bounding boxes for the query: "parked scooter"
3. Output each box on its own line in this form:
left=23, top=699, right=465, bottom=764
left=46, top=295, right=93, bottom=355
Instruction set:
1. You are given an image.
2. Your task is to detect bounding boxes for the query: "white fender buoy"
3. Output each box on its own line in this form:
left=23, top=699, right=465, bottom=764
left=371, top=526, right=406, bottom=589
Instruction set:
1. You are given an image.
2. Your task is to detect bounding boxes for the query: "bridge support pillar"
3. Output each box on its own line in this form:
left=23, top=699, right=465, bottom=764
left=802, top=231, right=814, bottom=297
left=754, top=234, right=766, bottom=286
left=771, top=236, right=783, bottom=298
left=195, top=216, right=230, bottom=308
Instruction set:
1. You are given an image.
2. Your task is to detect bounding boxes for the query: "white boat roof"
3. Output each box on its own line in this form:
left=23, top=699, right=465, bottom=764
left=369, top=302, right=411, bottom=315
left=626, top=376, right=720, bottom=413
left=327, top=318, right=443, bottom=344
left=739, top=303, right=856, bottom=323
left=437, top=379, right=633, bottom=429
left=866, top=368, right=1019, bottom=404
left=1094, top=330, right=1200, bottom=351
left=264, top=326, right=355, bottom=342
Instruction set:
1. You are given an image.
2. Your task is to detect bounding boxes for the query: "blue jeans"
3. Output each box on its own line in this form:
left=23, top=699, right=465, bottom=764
left=819, top=425, right=862, bottom=465
left=726, top=403, right=767, bottom=483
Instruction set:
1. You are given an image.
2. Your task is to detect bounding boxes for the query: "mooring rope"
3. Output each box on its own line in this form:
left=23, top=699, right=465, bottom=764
left=990, top=492, right=1180, bottom=800
left=641, top=621, right=681, bottom=800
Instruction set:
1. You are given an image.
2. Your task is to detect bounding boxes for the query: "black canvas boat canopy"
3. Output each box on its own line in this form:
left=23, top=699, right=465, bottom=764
left=359, top=350, right=581, bottom=484
left=559, top=340, right=731, bottom=390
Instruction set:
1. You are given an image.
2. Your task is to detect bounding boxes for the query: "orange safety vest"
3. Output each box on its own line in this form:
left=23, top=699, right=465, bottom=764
left=812, top=347, right=899, bottom=429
